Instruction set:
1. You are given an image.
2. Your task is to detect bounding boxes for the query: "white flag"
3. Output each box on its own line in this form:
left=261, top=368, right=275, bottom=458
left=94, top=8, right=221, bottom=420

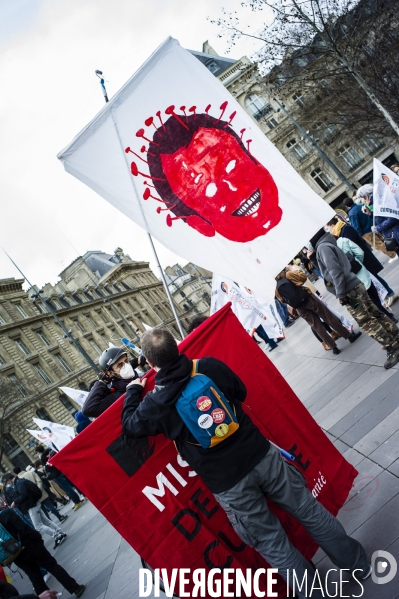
left=26, top=430, right=54, bottom=450
left=32, top=418, right=75, bottom=451
left=373, top=158, right=399, bottom=218
left=58, top=37, right=333, bottom=299
left=211, top=274, right=283, bottom=338
left=59, top=386, right=89, bottom=408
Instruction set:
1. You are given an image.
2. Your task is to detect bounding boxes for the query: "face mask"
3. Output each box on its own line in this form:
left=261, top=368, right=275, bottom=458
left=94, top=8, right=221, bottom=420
left=119, top=362, right=134, bottom=379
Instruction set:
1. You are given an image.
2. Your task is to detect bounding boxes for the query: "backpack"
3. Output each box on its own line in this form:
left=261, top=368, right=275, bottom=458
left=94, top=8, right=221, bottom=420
left=23, top=480, right=42, bottom=503
left=175, top=360, right=239, bottom=449
left=276, top=278, right=309, bottom=308
left=0, top=524, right=23, bottom=567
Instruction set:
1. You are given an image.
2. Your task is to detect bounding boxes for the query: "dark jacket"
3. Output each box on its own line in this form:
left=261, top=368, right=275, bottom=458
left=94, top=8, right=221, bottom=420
left=347, top=204, right=372, bottom=236
left=0, top=580, right=37, bottom=599
left=0, top=507, right=41, bottom=545
left=315, top=233, right=361, bottom=299
left=339, top=224, right=383, bottom=275
left=122, top=354, right=270, bottom=494
left=375, top=215, right=399, bottom=244
left=82, top=358, right=141, bottom=418
left=2, top=484, right=17, bottom=507
left=13, top=479, right=39, bottom=514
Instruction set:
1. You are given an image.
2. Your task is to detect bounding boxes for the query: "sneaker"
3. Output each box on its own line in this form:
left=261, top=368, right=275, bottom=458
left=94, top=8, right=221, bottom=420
left=75, top=585, right=86, bottom=598
left=59, top=515, right=68, bottom=523
left=359, top=564, right=372, bottom=580
left=384, top=350, right=399, bottom=369
left=348, top=331, right=362, bottom=343
left=386, top=294, right=398, bottom=307
left=43, top=573, right=51, bottom=583
left=332, top=347, right=341, bottom=355
left=53, top=533, right=67, bottom=549
left=285, top=320, right=295, bottom=328
left=269, top=346, right=278, bottom=352
left=73, top=501, right=84, bottom=511
left=388, top=255, right=398, bottom=263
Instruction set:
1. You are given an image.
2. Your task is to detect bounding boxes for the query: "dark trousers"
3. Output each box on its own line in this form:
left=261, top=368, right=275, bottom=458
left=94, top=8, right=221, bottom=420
left=15, top=541, right=78, bottom=595
left=297, top=294, right=351, bottom=349
left=255, top=325, right=278, bottom=349
left=53, top=474, right=80, bottom=504
left=367, top=282, right=393, bottom=319
left=41, top=497, right=62, bottom=521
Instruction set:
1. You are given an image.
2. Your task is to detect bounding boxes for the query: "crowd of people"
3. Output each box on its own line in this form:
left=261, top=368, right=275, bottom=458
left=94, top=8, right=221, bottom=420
left=2, top=176, right=398, bottom=598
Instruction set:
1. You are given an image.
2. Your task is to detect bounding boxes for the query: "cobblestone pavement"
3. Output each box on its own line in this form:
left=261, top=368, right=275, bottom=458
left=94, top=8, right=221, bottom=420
left=10, top=252, right=399, bottom=598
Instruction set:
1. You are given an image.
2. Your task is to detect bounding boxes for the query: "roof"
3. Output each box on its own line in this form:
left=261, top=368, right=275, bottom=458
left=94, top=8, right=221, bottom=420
left=189, top=50, right=237, bottom=77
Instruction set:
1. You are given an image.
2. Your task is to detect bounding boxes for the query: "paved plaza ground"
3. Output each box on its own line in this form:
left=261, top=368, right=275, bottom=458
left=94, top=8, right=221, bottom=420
left=11, top=253, right=399, bottom=598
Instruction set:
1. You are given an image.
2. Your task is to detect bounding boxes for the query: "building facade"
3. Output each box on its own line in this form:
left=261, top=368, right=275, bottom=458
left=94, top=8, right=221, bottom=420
left=0, top=248, right=190, bottom=472
left=164, top=263, right=212, bottom=320
left=192, top=41, right=399, bottom=207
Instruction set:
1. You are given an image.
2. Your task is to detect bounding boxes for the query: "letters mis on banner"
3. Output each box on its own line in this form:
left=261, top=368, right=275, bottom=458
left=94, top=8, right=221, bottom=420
left=58, top=37, right=333, bottom=299
left=52, top=305, right=357, bottom=598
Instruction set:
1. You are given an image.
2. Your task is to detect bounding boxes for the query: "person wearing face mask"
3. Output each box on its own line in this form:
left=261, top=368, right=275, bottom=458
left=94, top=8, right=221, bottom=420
left=81, top=347, right=146, bottom=418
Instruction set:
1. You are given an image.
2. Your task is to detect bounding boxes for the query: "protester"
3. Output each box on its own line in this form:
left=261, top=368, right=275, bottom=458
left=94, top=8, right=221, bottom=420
left=13, top=467, right=67, bottom=525
left=325, top=215, right=398, bottom=307
left=82, top=347, right=146, bottom=418
left=391, top=163, right=399, bottom=175
left=11, top=471, right=67, bottom=550
left=253, top=324, right=279, bottom=351
left=357, top=184, right=399, bottom=263
left=33, top=462, right=68, bottom=506
left=122, top=328, right=371, bottom=599
left=0, top=580, right=57, bottom=599
left=74, top=411, right=91, bottom=434
left=187, top=315, right=208, bottom=334
left=1, top=474, right=34, bottom=528
left=274, top=296, right=296, bottom=328
left=35, top=446, right=84, bottom=512
left=276, top=269, right=360, bottom=354
left=0, top=504, right=85, bottom=597
left=310, top=228, right=399, bottom=369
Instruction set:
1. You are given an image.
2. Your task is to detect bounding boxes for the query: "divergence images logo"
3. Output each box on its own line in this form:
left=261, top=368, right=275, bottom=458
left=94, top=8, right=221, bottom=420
left=371, top=550, right=397, bottom=584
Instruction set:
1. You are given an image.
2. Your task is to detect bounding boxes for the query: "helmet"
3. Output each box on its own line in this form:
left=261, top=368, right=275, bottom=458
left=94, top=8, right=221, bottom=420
left=98, top=347, right=127, bottom=372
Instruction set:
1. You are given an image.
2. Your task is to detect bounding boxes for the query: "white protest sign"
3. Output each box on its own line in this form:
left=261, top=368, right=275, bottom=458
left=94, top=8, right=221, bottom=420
left=373, top=158, right=399, bottom=218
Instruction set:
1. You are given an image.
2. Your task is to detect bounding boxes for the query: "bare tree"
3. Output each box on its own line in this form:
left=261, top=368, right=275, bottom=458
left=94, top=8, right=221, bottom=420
left=213, top=0, right=399, bottom=135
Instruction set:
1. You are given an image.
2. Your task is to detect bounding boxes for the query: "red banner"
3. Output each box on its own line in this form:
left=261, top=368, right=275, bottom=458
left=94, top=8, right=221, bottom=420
left=52, top=304, right=357, bottom=597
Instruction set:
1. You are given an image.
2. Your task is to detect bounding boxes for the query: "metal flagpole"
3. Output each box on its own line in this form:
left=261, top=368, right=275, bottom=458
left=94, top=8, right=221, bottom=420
left=95, top=70, right=186, bottom=339
left=2, top=249, right=100, bottom=374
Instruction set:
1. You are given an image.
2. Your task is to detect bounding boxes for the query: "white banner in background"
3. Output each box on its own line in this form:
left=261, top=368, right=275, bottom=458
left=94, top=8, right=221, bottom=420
left=373, top=159, right=399, bottom=218
left=32, top=418, right=75, bottom=451
left=58, top=37, right=333, bottom=299
left=211, top=274, right=283, bottom=338
left=59, top=386, right=88, bottom=408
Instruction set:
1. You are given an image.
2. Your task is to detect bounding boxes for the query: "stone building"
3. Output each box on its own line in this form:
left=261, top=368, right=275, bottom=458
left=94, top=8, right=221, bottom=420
left=164, top=263, right=212, bottom=320
left=191, top=41, right=399, bottom=206
left=0, top=249, right=189, bottom=472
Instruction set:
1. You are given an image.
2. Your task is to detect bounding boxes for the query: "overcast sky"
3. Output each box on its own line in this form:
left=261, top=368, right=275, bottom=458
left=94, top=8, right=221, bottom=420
left=0, top=0, right=265, bottom=289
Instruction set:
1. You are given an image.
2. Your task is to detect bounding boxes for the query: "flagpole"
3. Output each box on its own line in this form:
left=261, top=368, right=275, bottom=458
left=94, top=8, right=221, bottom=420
left=95, top=70, right=186, bottom=339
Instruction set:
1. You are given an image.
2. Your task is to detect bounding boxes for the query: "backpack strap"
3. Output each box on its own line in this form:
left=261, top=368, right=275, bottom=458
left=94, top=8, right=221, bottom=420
left=191, top=359, right=200, bottom=376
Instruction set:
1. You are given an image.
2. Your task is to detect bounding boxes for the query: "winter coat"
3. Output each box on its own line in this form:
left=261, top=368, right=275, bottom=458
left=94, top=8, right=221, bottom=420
left=315, top=233, right=361, bottom=299
left=375, top=215, right=399, bottom=244
left=82, top=358, right=141, bottom=418
left=18, top=471, right=48, bottom=503
left=122, top=354, right=270, bottom=494
left=13, top=478, right=40, bottom=514
left=338, top=224, right=383, bottom=275
left=337, top=237, right=371, bottom=290
left=0, top=580, right=37, bottom=599
left=347, top=204, right=372, bottom=236
left=0, top=507, right=42, bottom=552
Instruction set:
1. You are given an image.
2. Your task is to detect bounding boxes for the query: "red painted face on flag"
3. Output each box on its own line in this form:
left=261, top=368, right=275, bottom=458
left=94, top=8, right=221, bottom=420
left=160, top=128, right=281, bottom=243
left=128, top=105, right=282, bottom=243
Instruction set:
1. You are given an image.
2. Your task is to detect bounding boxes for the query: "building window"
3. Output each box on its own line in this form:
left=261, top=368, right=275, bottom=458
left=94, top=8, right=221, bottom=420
left=37, top=332, right=50, bottom=346
left=55, top=353, right=71, bottom=373
left=205, top=59, right=219, bottom=74
left=311, top=168, right=335, bottom=192
left=266, top=118, right=278, bottom=130
left=15, top=304, right=28, bottom=318
left=0, top=314, right=5, bottom=325
left=34, top=302, right=47, bottom=314
left=244, top=94, right=272, bottom=121
left=8, top=374, right=28, bottom=397
left=286, top=139, right=307, bottom=161
left=99, top=312, right=108, bottom=324
left=362, top=134, right=384, bottom=154
left=0, top=355, right=4, bottom=365
left=337, top=144, right=363, bottom=171
left=59, top=394, right=77, bottom=415
left=78, top=382, right=88, bottom=391
left=89, top=340, right=102, bottom=355
left=121, top=282, right=131, bottom=291
left=74, top=321, right=85, bottom=333
left=36, top=408, right=52, bottom=421
left=33, top=363, right=52, bottom=385
left=292, top=93, right=305, bottom=107
left=51, top=299, right=62, bottom=310
left=15, top=339, right=29, bottom=355
left=3, top=433, right=31, bottom=469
